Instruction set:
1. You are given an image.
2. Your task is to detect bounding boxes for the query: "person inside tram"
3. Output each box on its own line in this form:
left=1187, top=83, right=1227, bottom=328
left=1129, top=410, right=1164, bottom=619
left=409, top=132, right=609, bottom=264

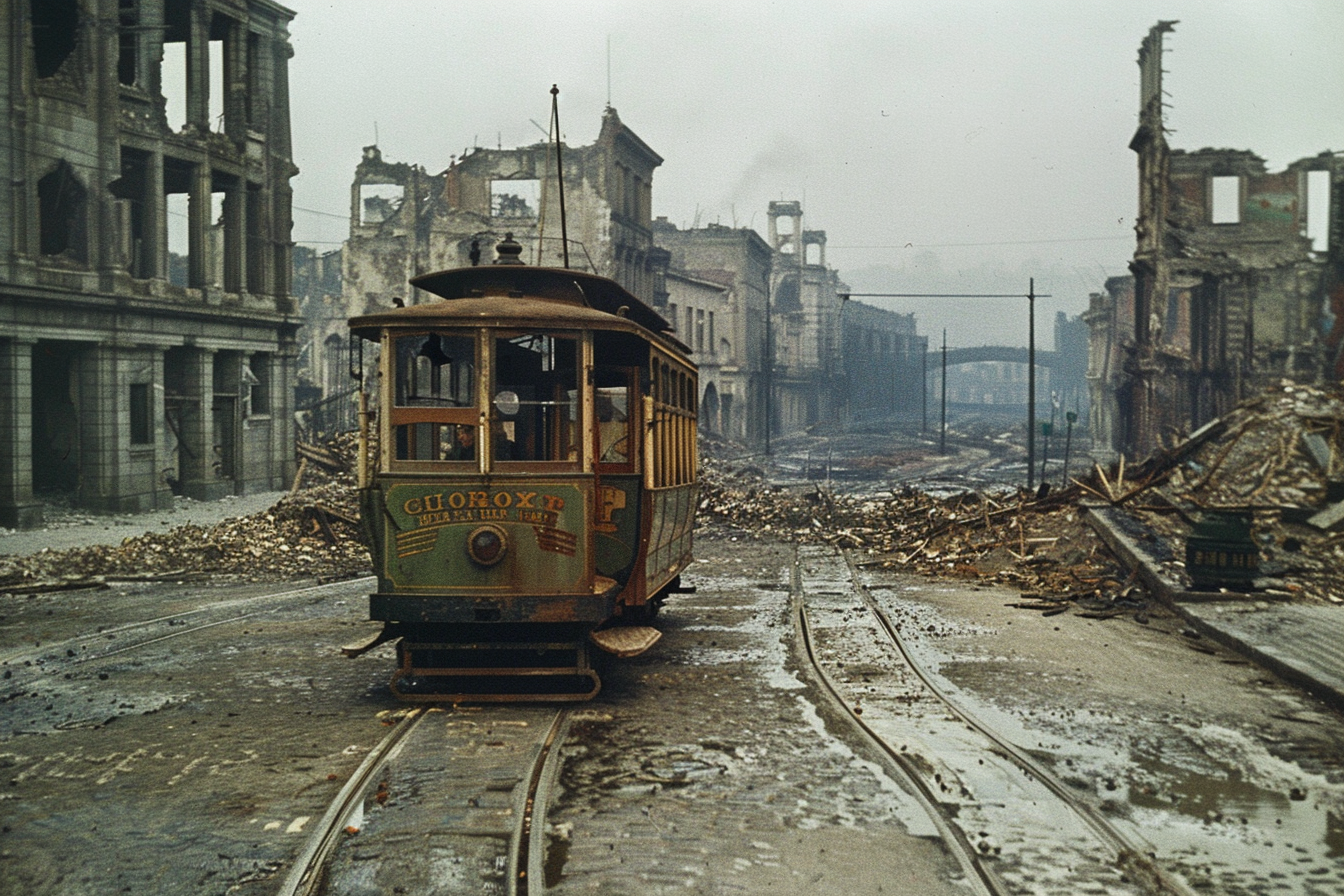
left=447, top=425, right=476, bottom=460
left=447, top=424, right=515, bottom=460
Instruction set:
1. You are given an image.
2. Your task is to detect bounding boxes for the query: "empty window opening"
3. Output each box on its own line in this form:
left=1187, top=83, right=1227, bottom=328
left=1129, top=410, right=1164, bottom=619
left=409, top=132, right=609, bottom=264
left=38, top=162, right=88, bottom=261
left=130, top=383, right=152, bottom=444
left=805, top=243, right=822, bottom=265
left=208, top=39, right=224, bottom=131
left=491, top=180, right=540, bottom=219
left=1306, top=169, right=1331, bottom=252
left=246, top=182, right=263, bottom=292
left=359, top=183, right=403, bottom=225
left=212, top=351, right=239, bottom=480
left=1210, top=176, right=1241, bottom=224
left=109, top=147, right=152, bottom=277
left=209, top=189, right=226, bottom=287
left=118, top=0, right=138, bottom=86
left=245, top=354, right=269, bottom=415
left=32, top=342, right=81, bottom=493
left=166, top=191, right=189, bottom=284
left=323, top=333, right=347, bottom=397
left=32, top=0, right=79, bottom=79
left=161, top=38, right=188, bottom=130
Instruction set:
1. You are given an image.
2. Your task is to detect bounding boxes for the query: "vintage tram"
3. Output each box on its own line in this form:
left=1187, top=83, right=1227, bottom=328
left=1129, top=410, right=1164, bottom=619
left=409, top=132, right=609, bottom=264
left=343, top=237, right=697, bottom=701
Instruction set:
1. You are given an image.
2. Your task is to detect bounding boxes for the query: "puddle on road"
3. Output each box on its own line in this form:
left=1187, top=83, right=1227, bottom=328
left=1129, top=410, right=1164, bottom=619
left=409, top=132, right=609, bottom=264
left=1124, top=748, right=1344, bottom=884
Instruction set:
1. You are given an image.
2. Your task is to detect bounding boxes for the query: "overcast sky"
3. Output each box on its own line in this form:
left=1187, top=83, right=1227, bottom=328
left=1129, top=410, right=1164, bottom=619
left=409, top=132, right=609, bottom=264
left=283, top=0, right=1343, bottom=347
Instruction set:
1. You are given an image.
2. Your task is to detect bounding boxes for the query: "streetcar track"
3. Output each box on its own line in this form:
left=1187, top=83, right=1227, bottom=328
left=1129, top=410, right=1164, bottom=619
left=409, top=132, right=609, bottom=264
left=790, top=554, right=1007, bottom=896
left=838, top=548, right=1196, bottom=896
left=274, top=705, right=571, bottom=895
left=0, top=576, right=376, bottom=675
left=277, top=705, right=429, bottom=896
left=794, top=544, right=1201, bottom=896
left=516, top=709, right=572, bottom=895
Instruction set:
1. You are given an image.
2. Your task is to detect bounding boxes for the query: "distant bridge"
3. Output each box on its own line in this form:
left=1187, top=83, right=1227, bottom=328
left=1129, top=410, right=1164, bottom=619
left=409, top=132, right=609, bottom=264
left=927, top=346, right=1062, bottom=369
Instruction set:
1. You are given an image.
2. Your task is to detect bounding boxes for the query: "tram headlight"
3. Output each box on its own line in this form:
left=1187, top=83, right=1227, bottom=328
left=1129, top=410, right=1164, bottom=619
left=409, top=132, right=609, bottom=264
left=466, top=524, right=508, bottom=567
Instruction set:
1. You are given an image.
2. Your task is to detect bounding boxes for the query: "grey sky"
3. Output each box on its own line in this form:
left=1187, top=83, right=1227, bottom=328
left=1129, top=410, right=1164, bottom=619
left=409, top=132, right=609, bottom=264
left=284, top=0, right=1343, bottom=347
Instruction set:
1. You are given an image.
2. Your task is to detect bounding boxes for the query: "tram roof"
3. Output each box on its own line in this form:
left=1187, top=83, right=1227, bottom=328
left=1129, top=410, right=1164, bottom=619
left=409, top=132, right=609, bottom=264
left=349, top=265, right=686, bottom=352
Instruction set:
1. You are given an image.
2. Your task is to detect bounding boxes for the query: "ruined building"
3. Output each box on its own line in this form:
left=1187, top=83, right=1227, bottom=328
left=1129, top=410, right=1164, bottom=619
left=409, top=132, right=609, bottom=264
left=652, top=219, right=773, bottom=445
left=297, top=106, right=664, bottom=418
left=768, top=201, right=845, bottom=434
left=0, top=0, right=299, bottom=528
left=840, top=298, right=925, bottom=426
left=1111, top=21, right=1344, bottom=459
left=655, top=202, right=925, bottom=448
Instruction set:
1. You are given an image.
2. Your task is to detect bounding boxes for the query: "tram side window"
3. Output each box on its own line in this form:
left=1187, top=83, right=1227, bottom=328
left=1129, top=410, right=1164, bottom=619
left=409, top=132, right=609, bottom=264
left=393, top=332, right=475, bottom=461
left=494, top=334, right=578, bottom=462
left=595, top=378, right=631, bottom=465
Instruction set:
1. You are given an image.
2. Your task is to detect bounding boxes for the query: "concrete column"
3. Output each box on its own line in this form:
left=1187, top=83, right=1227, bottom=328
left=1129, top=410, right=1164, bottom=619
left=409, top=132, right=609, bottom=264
left=0, top=340, right=42, bottom=528
left=178, top=346, right=217, bottom=500
left=188, top=162, right=209, bottom=287
left=146, top=149, right=166, bottom=280
left=187, top=3, right=210, bottom=131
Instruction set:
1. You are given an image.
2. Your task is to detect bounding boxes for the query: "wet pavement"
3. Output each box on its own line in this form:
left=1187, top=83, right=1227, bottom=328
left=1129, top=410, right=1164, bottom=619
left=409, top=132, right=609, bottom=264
left=1086, top=504, right=1344, bottom=713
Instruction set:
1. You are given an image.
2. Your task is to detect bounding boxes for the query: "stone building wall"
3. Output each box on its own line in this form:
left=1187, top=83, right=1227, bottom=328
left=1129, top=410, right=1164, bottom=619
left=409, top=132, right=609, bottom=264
left=0, top=0, right=299, bottom=527
left=1120, top=21, right=1343, bottom=460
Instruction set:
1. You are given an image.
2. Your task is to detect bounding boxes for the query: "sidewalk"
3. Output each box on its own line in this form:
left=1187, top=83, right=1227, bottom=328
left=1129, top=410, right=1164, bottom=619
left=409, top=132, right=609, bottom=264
left=1086, top=504, right=1344, bottom=712
left=0, top=491, right=288, bottom=558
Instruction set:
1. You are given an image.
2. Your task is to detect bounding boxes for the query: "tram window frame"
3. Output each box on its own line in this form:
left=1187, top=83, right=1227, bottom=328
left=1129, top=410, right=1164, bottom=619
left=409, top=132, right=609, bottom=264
left=492, top=331, right=581, bottom=466
left=594, top=369, right=636, bottom=470
left=388, top=330, right=478, bottom=465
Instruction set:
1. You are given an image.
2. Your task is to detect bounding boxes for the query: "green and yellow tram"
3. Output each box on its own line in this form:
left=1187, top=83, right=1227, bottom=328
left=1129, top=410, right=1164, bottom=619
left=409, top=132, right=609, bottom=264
left=344, top=238, right=697, bottom=701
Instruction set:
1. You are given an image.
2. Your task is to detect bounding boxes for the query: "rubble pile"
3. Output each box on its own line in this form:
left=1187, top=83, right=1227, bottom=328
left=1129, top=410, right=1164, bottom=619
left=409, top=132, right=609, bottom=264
left=1117, top=380, right=1344, bottom=601
left=699, top=454, right=1136, bottom=613
left=0, top=434, right=370, bottom=589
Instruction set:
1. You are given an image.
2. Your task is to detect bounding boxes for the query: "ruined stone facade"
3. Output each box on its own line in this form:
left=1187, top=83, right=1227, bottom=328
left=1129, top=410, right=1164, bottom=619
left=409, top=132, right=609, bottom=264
left=655, top=202, right=925, bottom=449
left=653, top=220, right=773, bottom=445
left=840, top=297, right=925, bottom=424
left=1, top=0, right=299, bottom=527
left=298, top=106, right=664, bottom=423
left=1115, top=21, right=1344, bottom=459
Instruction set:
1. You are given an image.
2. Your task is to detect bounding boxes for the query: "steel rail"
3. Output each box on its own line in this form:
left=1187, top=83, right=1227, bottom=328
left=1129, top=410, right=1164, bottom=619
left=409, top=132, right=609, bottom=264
left=0, top=576, right=375, bottom=671
left=790, top=553, right=1007, bottom=896
left=839, top=549, right=1198, bottom=896
left=513, top=708, right=572, bottom=895
left=276, top=706, right=428, bottom=896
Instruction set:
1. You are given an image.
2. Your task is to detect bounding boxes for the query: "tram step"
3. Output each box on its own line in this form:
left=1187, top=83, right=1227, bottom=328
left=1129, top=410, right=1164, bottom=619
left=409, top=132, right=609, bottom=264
left=590, top=625, right=661, bottom=658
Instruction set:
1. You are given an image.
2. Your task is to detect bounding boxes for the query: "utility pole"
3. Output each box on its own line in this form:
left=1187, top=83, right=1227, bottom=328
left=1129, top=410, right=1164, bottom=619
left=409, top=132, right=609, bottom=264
left=940, top=329, right=947, bottom=455
left=1027, top=278, right=1037, bottom=491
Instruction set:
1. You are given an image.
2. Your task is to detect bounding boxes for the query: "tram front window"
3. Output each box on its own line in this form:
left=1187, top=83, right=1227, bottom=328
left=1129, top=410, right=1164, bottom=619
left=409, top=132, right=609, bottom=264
left=392, top=332, right=475, bottom=461
left=494, top=333, right=578, bottom=462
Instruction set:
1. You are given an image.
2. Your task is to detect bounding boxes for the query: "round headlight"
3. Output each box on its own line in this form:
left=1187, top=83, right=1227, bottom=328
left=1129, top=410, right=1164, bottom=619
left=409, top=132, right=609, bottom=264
left=467, top=524, right=508, bottom=567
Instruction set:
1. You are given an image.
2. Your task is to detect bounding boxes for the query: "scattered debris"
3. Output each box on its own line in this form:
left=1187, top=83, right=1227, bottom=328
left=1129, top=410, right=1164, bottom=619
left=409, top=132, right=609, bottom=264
left=0, top=434, right=369, bottom=590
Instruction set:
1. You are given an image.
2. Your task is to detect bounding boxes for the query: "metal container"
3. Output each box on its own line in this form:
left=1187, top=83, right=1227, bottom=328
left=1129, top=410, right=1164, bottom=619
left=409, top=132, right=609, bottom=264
left=1185, top=511, right=1259, bottom=591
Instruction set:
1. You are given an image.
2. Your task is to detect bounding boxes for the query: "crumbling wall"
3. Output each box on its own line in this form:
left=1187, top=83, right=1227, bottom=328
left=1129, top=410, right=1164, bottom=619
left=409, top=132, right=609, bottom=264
left=1119, top=22, right=1343, bottom=462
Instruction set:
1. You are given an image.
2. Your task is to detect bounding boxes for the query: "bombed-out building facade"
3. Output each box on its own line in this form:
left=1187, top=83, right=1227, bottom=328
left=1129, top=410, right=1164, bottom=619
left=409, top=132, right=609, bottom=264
left=1088, top=22, right=1344, bottom=460
left=296, top=105, right=664, bottom=422
left=299, top=112, right=928, bottom=450
left=1, top=0, right=299, bottom=528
